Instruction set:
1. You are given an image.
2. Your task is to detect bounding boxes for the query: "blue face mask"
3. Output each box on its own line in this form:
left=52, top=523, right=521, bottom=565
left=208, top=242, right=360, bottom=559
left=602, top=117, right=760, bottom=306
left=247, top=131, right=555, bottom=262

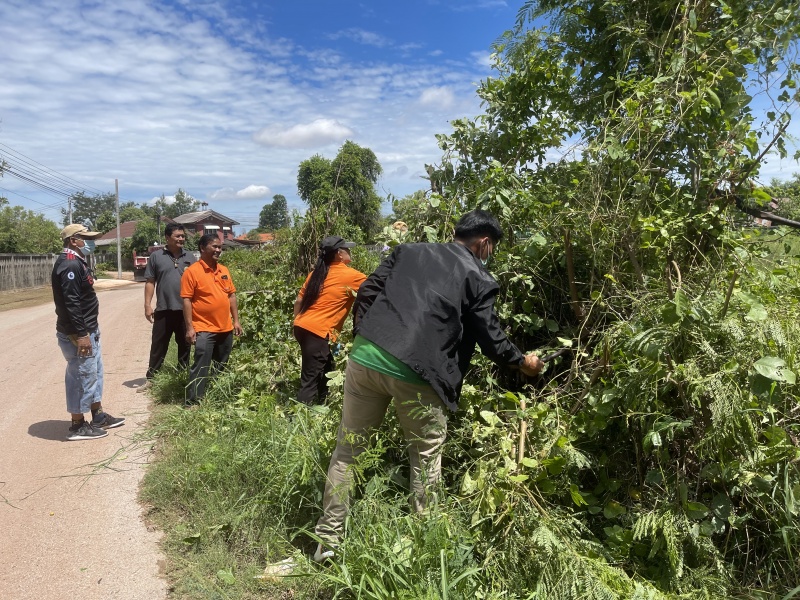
left=81, top=240, right=96, bottom=256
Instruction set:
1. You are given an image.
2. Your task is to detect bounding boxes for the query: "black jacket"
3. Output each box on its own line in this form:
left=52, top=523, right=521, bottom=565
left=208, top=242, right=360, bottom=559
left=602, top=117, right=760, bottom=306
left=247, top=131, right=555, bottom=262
left=52, top=250, right=99, bottom=336
left=354, top=242, right=525, bottom=411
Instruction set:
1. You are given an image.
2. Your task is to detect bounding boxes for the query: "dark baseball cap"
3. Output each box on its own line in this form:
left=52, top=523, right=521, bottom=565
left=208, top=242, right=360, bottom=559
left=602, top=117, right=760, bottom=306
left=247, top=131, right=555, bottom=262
left=320, top=236, right=356, bottom=251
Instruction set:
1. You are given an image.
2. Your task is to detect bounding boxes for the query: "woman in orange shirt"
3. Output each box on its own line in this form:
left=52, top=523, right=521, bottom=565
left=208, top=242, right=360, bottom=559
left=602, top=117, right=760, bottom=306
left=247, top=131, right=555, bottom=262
left=293, top=236, right=367, bottom=405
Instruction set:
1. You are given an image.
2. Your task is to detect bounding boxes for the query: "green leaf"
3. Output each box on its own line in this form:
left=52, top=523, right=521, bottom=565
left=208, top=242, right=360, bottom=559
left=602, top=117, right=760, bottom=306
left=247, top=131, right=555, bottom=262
left=685, top=502, right=709, bottom=519
left=674, top=289, right=690, bottom=317
left=461, top=471, right=477, bottom=494
left=753, top=356, right=797, bottom=383
left=509, top=474, right=529, bottom=483
left=603, top=500, right=627, bottom=518
left=520, top=457, right=538, bottom=468
left=688, top=8, right=697, bottom=30
left=542, top=456, right=566, bottom=475
left=570, top=484, right=589, bottom=506
left=710, top=493, right=732, bottom=519
left=480, top=410, right=502, bottom=427
left=217, top=568, right=236, bottom=586
left=745, top=304, right=768, bottom=321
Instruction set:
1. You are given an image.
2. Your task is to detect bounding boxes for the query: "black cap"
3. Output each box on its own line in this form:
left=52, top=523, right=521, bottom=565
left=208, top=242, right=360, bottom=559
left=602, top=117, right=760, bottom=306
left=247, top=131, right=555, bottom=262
left=320, top=236, right=356, bottom=252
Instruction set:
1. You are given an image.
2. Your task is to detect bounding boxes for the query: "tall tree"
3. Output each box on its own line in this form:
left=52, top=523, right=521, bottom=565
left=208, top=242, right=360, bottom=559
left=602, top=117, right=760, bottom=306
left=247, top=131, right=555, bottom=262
left=152, top=189, right=202, bottom=219
left=258, top=194, right=291, bottom=230
left=0, top=203, right=61, bottom=253
left=766, top=173, right=800, bottom=221
left=62, top=192, right=116, bottom=228
left=95, top=201, right=150, bottom=234
left=423, top=0, right=800, bottom=595
left=129, top=220, right=160, bottom=253
left=297, top=141, right=383, bottom=238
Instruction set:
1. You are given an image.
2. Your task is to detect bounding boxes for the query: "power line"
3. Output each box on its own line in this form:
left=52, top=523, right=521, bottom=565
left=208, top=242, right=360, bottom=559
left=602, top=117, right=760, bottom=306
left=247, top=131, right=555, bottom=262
left=0, top=185, right=67, bottom=211
left=0, top=143, right=108, bottom=196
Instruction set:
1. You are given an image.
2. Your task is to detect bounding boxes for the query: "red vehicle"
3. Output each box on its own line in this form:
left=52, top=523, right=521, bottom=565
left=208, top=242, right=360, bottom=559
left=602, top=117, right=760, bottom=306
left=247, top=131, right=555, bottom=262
left=132, top=244, right=164, bottom=282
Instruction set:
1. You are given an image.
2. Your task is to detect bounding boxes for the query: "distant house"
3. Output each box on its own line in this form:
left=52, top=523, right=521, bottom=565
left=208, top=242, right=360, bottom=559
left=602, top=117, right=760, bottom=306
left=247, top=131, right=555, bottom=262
left=234, top=232, right=275, bottom=246
left=95, top=220, right=140, bottom=248
left=172, top=210, right=239, bottom=241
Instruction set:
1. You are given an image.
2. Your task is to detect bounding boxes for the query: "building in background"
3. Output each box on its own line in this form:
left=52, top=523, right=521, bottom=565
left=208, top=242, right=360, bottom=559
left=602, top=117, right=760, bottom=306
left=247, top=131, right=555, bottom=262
left=172, top=210, right=239, bottom=241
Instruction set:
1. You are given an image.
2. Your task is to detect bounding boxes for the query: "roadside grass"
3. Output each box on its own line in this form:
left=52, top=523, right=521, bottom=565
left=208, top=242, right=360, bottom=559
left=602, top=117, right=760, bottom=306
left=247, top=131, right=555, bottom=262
left=139, top=246, right=800, bottom=599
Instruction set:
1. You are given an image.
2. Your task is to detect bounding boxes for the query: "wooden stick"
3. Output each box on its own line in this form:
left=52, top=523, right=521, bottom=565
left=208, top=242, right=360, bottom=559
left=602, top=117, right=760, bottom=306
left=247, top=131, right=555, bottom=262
left=518, top=395, right=528, bottom=465
left=564, top=229, right=583, bottom=320
left=720, top=270, right=738, bottom=319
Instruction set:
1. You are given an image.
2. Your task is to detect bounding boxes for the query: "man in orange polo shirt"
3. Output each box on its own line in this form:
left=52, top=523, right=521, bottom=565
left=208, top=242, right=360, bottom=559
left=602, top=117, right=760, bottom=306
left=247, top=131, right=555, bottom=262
left=181, top=234, right=243, bottom=405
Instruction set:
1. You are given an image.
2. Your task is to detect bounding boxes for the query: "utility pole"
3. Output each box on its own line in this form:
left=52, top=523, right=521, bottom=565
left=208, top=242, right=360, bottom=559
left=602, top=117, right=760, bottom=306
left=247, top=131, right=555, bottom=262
left=115, top=179, right=121, bottom=280
left=68, top=196, right=73, bottom=224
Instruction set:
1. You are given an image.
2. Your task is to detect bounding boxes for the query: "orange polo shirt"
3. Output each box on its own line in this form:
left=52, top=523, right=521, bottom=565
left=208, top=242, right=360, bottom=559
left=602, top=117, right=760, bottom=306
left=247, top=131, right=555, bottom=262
left=180, top=259, right=237, bottom=333
left=294, top=262, right=366, bottom=341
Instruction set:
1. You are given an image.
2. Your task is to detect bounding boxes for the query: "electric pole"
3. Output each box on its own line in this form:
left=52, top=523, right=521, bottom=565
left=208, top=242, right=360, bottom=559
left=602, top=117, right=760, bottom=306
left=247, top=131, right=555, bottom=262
left=115, top=179, right=121, bottom=280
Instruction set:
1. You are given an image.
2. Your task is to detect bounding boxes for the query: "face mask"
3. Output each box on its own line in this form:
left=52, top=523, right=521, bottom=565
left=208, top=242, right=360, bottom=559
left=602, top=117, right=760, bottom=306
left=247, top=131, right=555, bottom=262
left=81, top=240, right=96, bottom=256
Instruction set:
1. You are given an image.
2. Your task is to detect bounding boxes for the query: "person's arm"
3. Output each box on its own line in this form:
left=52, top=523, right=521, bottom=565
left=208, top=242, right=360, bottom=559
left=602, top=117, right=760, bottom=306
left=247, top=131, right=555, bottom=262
left=144, top=279, right=156, bottom=322
left=181, top=267, right=196, bottom=344
left=183, top=298, right=196, bottom=344
left=293, top=295, right=303, bottom=317
left=465, top=277, right=540, bottom=373
left=230, top=293, right=243, bottom=336
left=352, top=249, right=397, bottom=329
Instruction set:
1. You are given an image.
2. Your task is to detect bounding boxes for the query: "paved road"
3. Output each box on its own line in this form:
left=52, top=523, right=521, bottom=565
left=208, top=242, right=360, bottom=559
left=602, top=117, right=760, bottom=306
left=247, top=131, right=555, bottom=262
left=0, top=281, right=167, bottom=600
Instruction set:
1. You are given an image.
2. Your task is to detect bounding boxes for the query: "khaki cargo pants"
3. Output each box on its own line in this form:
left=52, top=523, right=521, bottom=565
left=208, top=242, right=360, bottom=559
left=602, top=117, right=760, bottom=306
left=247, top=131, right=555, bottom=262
left=315, top=360, right=447, bottom=543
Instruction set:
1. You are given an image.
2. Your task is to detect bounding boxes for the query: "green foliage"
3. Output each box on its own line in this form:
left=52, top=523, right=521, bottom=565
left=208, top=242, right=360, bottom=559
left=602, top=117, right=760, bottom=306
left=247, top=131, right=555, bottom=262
left=62, top=191, right=116, bottom=228
left=297, top=141, right=384, bottom=239
left=95, top=201, right=149, bottom=234
left=0, top=202, right=61, bottom=253
left=140, top=2, right=800, bottom=598
left=258, top=194, right=291, bottom=231
left=130, top=219, right=160, bottom=253
left=153, top=189, right=202, bottom=219
left=765, top=174, right=800, bottom=222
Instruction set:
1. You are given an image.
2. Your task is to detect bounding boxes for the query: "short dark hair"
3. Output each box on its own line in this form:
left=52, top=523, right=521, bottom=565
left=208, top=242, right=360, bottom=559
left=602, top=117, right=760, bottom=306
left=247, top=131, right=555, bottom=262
left=164, top=223, right=185, bottom=238
left=454, top=209, right=503, bottom=244
left=198, top=233, right=219, bottom=249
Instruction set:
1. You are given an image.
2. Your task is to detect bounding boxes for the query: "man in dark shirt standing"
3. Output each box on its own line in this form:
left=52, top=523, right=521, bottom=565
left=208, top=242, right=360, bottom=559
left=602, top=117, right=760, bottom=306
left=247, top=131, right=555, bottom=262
left=52, top=224, right=125, bottom=441
left=138, top=223, right=196, bottom=392
left=313, top=209, right=543, bottom=560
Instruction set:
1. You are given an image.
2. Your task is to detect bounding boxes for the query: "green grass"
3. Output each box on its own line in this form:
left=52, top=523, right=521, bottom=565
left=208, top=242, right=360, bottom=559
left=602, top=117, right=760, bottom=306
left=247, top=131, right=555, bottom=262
left=138, top=247, right=800, bottom=600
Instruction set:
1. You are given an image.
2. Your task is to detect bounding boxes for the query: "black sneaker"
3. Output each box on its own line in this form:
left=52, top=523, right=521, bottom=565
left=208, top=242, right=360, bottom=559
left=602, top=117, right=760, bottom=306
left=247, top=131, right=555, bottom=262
left=91, top=412, right=126, bottom=430
left=67, top=421, right=109, bottom=441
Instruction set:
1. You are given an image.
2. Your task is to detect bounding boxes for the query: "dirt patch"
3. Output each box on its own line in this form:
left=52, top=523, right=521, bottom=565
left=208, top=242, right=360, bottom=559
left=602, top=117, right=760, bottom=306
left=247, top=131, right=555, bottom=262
left=0, top=273, right=138, bottom=312
left=0, top=286, right=54, bottom=312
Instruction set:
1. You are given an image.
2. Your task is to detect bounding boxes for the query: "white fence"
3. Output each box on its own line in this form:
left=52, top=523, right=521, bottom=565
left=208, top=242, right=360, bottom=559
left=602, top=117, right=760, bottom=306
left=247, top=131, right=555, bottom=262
left=0, top=254, right=57, bottom=292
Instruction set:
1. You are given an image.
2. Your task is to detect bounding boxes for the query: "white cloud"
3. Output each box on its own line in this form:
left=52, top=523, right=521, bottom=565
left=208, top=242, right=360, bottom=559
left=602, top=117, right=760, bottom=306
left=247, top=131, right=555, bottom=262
left=236, top=185, right=271, bottom=199
left=328, top=28, right=390, bottom=47
left=470, top=51, right=494, bottom=68
left=419, top=86, right=455, bottom=110
left=0, top=0, right=506, bottom=229
left=208, top=185, right=271, bottom=201
left=253, top=119, right=355, bottom=149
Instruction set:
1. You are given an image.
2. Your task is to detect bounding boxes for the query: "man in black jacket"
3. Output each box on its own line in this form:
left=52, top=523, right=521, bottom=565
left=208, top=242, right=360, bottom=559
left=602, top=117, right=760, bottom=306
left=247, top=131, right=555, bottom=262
left=52, top=224, right=125, bottom=441
left=313, top=209, right=542, bottom=560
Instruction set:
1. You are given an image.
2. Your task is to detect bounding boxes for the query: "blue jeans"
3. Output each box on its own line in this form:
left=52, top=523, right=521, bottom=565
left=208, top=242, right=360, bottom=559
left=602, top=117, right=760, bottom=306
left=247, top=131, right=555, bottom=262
left=57, top=330, right=104, bottom=415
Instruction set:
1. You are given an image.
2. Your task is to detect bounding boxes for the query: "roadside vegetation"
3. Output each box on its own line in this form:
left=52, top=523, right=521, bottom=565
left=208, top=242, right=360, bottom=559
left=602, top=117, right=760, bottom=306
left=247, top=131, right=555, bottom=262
left=141, top=1, right=800, bottom=598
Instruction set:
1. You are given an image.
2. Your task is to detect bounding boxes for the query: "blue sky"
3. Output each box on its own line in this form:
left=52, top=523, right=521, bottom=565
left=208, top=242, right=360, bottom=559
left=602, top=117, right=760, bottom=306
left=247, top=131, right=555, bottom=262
left=0, top=0, right=798, bottom=234
left=0, top=0, right=518, bottom=232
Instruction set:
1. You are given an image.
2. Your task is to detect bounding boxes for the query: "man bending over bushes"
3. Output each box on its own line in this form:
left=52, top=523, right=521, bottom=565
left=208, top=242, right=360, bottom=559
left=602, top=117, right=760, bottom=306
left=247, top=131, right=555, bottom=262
left=313, top=209, right=543, bottom=561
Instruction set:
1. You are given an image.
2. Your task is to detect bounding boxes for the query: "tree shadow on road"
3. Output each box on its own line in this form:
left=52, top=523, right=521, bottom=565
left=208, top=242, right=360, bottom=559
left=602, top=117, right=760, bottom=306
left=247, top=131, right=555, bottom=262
left=28, top=420, right=70, bottom=442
